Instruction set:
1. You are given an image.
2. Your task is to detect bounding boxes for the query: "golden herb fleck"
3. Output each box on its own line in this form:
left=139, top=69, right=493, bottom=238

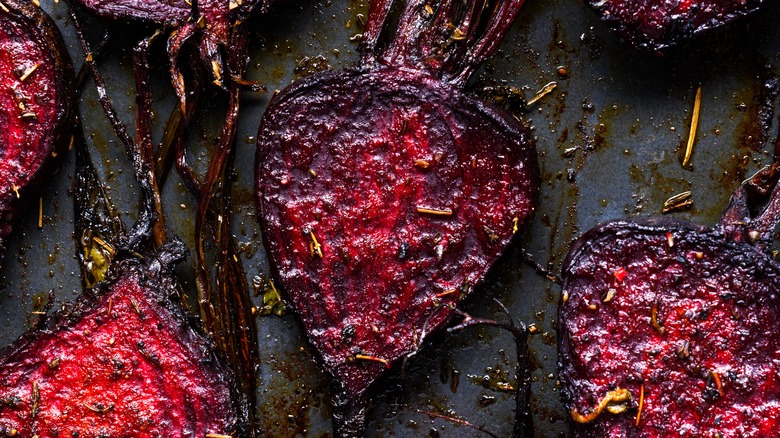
left=570, top=388, right=632, bottom=424
left=682, top=85, right=702, bottom=167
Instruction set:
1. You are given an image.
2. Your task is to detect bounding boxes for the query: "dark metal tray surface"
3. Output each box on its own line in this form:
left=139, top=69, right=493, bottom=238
left=2, top=0, right=780, bottom=436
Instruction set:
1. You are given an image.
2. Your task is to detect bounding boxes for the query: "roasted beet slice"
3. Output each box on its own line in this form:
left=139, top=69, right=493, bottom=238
left=256, top=0, right=537, bottom=433
left=0, top=0, right=74, bottom=254
left=587, top=0, right=764, bottom=51
left=0, top=244, right=242, bottom=437
left=559, top=164, right=780, bottom=435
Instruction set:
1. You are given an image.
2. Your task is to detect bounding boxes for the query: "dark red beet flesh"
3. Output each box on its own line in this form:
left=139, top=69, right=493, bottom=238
left=559, top=214, right=780, bottom=435
left=257, top=2, right=536, bottom=433
left=0, top=0, right=73, bottom=253
left=0, top=257, right=240, bottom=437
left=587, top=0, right=763, bottom=50
left=258, top=67, right=537, bottom=397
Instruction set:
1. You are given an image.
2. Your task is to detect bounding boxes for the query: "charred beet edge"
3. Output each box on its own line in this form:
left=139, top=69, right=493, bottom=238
left=559, top=161, right=780, bottom=435
left=0, top=242, right=242, bottom=437
left=256, top=0, right=538, bottom=435
left=0, top=0, right=74, bottom=257
left=587, top=0, right=764, bottom=51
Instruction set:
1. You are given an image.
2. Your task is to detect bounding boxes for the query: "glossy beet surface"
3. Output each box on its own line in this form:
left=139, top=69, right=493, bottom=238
left=0, top=256, right=240, bottom=437
left=256, top=3, right=537, bottom=427
left=588, top=0, right=764, bottom=50
left=559, top=214, right=780, bottom=435
left=0, top=0, right=73, bottom=252
left=258, top=67, right=537, bottom=398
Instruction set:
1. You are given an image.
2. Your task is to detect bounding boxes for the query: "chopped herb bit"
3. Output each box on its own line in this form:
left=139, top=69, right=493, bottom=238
left=414, top=159, right=430, bottom=169
left=527, top=81, right=557, bottom=106
left=682, top=85, right=702, bottom=167
left=663, top=191, right=693, bottom=213
left=570, top=388, right=631, bottom=423
left=435, top=289, right=458, bottom=298
left=651, top=304, right=665, bottom=334
left=309, top=231, right=323, bottom=258
left=635, top=384, right=645, bottom=426
left=353, top=354, right=391, bottom=369
left=710, top=371, right=724, bottom=397
left=82, top=401, right=113, bottom=414
left=416, top=206, right=453, bottom=216
left=18, top=63, right=41, bottom=82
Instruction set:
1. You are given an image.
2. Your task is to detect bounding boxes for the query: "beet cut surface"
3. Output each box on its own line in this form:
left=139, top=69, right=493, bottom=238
left=587, top=0, right=764, bottom=51
left=257, top=0, right=537, bottom=433
left=559, top=164, right=780, bottom=436
left=0, top=253, right=240, bottom=437
left=0, top=0, right=73, bottom=253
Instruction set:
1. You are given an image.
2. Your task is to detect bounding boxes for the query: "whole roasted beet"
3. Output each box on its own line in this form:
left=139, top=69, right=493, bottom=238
left=0, top=243, right=243, bottom=437
left=559, top=164, right=780, bottom=436
left=587, top=0, right=764, bottom=51
left=0, top=0, right=74, bottom=256
left=256, top=0, right=537, bottom=434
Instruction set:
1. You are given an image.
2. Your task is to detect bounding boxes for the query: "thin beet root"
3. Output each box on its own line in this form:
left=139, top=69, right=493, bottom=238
left=0, top=0, right=74, bottom=258
left=559, top=153, right=780, bottom=435
left=256, top=0, right=538, bottom=435
left=586, top=0, right=764, bottom=51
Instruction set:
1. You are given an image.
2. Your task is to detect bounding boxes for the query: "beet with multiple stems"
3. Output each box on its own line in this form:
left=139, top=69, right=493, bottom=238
left=256, top=0, right=538, bottom=434
left=559, top=149, right=780, bottom=435
left=0, top=0, right=74, bottom=259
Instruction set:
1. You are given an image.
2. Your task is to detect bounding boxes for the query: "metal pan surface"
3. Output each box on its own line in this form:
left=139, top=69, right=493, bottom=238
left=2, top=0, right=780, bottom=436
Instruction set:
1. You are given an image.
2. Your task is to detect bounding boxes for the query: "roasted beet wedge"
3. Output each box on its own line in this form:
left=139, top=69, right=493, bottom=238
left=0, top=244, right=242, bottom=437
left=0, top=0, right=74, bottom=254
left=559, top=164, right=780, bottom=436
left=587, top=0, right=764, bottom=51
left=257, top=0, right=537, bottom=434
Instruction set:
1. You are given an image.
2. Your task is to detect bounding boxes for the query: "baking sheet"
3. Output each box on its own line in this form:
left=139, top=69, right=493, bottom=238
left=2, top=0, right=780, bottom=436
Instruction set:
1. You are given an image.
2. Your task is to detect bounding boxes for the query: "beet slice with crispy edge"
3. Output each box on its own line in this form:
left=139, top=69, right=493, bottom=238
left=559, top=155, right=780, bottom=435
left=0, top=243, right=242, bottom=437
left=586, top=0, right=764, bottom=51
left=256, top=0, right=537, bottom=434
left=0, top=60, right=247, bottom=435
left=0, top=0, right=74, bottom=258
